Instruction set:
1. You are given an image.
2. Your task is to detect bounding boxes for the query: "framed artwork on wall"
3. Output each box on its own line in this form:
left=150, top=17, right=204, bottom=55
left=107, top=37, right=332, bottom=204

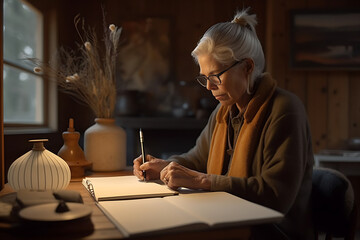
left=117, top=18, right=172, bottom=92
left=290, top=10, right=360, bottom=70
left=116, top=17, right=175, bottom=116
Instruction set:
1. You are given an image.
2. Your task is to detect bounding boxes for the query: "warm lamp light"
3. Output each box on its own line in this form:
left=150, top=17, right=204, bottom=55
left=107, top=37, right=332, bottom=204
left=7, top=139, right=71, bottom=191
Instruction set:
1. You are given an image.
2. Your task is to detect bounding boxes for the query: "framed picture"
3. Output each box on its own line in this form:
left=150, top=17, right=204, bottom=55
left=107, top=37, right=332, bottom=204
left=117, top=17, right=172, bottom=91
left=290, top=10, right=360, bottom=70
left=115, top=17, right=175, bottom=116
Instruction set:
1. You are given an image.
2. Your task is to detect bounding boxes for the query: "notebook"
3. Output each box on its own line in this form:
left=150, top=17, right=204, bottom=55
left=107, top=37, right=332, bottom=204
left=96, top=191, right=284, bottom=237
left=82, top=175, right=283, bottom=237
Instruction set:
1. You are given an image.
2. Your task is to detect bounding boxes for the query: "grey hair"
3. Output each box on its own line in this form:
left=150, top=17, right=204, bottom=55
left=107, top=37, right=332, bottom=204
left=191, top=8, right=265, bottom=94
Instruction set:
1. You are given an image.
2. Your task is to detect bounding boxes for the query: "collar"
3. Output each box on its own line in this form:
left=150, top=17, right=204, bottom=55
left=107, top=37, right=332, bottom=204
left=216, top=72, right=277, bottom=124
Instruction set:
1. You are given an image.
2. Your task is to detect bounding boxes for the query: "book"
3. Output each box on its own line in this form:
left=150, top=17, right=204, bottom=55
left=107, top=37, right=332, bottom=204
left=96, top=191, right=284, bottom=237
left=82, top=175, right=178, bottom=201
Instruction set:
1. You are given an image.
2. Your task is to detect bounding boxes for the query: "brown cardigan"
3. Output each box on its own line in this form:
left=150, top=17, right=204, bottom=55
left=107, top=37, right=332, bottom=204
left=169, top=73, right=315, bottom=239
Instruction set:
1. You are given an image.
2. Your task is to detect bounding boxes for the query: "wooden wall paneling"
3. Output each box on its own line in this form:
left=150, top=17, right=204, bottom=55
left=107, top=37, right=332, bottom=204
left=251, top=1, right=267, bottom=52
left=265, top=0, right=287, bottom=87
left=285, top=73, right=307, bottom=106
left=305, top=0, right=327, bottom=8
left=175, top=0, right=217, bottom=109
left=307, top=73, right=328, bottom=153
left=304, top=0, right=328, bottom=153
left=327, top=73, right=349, bottom=148
left=282, top=0, right=308, bottom=105
left=348, top=72, right=360, bottom=138
left=176, top=0, right=213, bottom=82
left=264, top=0, right=273, bottom=73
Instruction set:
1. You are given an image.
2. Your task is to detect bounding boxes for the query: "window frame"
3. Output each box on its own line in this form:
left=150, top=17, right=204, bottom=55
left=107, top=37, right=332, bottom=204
left=3, top=0, right=57, bottom=133
left=1, top=0, right=4, bottom=189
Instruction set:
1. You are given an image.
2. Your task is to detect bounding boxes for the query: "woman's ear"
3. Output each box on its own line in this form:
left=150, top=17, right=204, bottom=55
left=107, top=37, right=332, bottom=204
left=245, top=59, right=254, bottom=74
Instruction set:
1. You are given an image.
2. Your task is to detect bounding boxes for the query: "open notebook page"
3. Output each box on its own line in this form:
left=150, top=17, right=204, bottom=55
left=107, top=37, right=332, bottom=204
left=165, top=191, right=283, bottom=227
left=97, top=191, right=283, bottom=237
left=97, top=197, right=208, bottom=237
left=82, top=175, right=177, bottom=201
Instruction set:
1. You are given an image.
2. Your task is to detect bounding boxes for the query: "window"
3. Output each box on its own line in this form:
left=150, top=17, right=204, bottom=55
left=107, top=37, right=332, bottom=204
left=3, top=0, right=45, bottom=126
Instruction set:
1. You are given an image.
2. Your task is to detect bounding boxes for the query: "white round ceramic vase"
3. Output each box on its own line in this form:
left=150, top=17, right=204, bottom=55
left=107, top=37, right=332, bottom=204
left=7, top=139, right=71, bottom=191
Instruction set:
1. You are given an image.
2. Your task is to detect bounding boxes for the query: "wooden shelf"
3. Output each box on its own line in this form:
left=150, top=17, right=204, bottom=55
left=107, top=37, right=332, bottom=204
left=115, top=117, right=207, bottom=165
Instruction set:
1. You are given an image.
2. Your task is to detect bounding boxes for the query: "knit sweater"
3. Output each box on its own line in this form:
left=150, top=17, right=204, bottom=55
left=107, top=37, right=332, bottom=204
left=168, top=73, right=314, bottom=239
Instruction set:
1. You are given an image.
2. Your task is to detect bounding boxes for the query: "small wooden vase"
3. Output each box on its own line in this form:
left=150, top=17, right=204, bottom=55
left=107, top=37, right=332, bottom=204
left=58, top=118, right=92, bottom=178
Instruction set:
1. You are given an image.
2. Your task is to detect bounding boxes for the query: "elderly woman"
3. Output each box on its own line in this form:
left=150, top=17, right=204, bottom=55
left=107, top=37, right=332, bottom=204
left=133, top=8, right=314, bottom=239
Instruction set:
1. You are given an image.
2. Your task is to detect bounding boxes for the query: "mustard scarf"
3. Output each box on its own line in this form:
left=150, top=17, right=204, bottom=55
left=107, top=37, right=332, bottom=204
left=207, top=73, right=277, bottom=177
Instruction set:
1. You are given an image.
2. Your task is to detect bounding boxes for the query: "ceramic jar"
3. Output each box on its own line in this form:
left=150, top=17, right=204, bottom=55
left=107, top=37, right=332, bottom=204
left=84, top=118, right=126, bottom=171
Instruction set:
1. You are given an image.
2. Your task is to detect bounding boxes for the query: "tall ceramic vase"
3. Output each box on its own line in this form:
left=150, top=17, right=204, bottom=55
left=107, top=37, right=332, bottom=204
left=84, top=118, right=126, bottom=171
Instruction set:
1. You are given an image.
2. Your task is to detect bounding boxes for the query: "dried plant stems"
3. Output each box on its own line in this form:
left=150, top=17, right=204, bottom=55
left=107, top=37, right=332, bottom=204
left=31, top=15, right=122, bottom=119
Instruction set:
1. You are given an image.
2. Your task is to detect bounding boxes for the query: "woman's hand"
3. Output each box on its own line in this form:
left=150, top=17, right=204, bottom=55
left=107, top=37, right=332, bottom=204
left=133, top=155, right=170, bottom=181
left=160, top=162, right=211, bottom=191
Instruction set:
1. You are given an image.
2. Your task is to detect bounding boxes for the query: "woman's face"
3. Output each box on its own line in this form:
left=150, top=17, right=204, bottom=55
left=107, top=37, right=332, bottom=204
left=198, top=54, right=249, bottom=108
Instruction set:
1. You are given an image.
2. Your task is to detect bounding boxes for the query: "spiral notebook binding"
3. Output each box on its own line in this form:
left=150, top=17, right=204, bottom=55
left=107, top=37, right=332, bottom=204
left=86, top=179, right=96, bottom=201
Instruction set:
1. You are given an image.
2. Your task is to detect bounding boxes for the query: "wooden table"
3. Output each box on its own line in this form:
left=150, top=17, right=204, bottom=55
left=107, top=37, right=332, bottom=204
left=0, top=168, right=252, bottom=240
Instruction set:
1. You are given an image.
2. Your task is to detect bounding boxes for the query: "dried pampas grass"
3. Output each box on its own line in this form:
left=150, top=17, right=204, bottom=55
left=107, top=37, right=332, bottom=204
left=29, top=14, right=122, bottom=118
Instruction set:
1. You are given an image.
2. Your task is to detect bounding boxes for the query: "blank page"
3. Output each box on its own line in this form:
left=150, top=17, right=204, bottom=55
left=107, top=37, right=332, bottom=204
left=97, top=197, right=207, bottom=237
left=164, top=192, right=283, bottom=227
left=83, top=176, right=177, bottom=201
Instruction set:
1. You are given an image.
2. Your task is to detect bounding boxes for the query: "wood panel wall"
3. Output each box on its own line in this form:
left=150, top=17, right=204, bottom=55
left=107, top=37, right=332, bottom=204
left=266, top=0, right=360, bottom=153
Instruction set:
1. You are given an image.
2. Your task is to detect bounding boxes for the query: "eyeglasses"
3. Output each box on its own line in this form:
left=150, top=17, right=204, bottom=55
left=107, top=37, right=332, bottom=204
left=195, top=59, right=245, bottom=87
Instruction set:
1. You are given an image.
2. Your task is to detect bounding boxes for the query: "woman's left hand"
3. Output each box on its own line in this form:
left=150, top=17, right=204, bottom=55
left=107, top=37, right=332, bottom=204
left=160, top=162, right=211, bottom=190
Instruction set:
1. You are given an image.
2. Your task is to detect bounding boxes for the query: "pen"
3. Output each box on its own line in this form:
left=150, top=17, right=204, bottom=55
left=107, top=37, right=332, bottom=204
left=139, top=128, right=146, bottom=181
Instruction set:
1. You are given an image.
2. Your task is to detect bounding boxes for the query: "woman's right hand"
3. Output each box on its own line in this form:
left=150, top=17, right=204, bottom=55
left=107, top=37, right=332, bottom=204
left=133, top=155, right=170, bottom=181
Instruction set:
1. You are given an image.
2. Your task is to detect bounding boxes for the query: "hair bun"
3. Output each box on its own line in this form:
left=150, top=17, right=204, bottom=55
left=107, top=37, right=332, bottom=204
left=231, top=8, right=257, bottom=32
left=232, top=17, right=252, bottom=31
left=232, top=17, right=247, bottom=26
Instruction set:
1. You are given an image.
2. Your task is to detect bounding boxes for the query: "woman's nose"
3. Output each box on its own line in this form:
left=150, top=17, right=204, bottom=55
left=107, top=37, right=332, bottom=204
left=206, top=81, right=217, bottom=90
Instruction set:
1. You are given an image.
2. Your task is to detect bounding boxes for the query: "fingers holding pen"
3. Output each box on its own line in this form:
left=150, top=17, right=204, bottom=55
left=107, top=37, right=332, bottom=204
left=133, top=155, right=145, bottom=180
left=133, top=154, right=152, bottom=179
left=138, top=154, right=154, bottom=170
left=133, top=154, right=170, bottom=181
